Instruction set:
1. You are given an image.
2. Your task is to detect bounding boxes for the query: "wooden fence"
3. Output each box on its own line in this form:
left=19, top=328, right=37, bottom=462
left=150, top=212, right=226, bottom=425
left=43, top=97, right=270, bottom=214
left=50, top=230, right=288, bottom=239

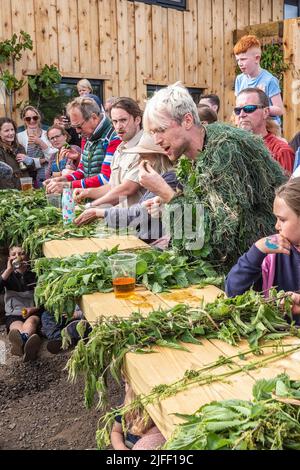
left=283, top=18, right=300, bottom=141
left=0, top=0, right=295, bottom=133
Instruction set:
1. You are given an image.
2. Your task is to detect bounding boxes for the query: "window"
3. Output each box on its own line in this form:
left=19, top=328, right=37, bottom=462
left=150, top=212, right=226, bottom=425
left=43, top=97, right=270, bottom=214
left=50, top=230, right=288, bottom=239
left=147, top=84, right=204, bottom=104
left=133, top=0, right=186, bottom=10
left=29, top=77, right=103, bottom=126
left=284, top=0, right=300, bottom=18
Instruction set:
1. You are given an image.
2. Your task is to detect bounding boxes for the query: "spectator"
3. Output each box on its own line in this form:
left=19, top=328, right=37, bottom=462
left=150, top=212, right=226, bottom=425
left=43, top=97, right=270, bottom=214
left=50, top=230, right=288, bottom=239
left=235, top=87, right=294, bottom=174
left=17, top=105, right=55, bottom=188
left=289, top=131, right=300, bottom=154
left=197, top=104, right=218, bottom=124
left=44, top=97, right=121, bottom=192
left=0, top=246, right=42, bottom=361
left=111, top=378, right=165, bottom=450
left=41, top=306, right=91, bottom=354
left=76, top=78, right=93, bottom=96
left=0, top=117, right=34, bottom=190
left=104, top=96, right=118, bottom=119
left=53, top=114, right=81, bottom=147
left=225, top=177, right=300, bottom=326
left=198, top=93, right=220, bottom=114
left=45, top=125, right=81, bottom=179
left=234, top=35, right=283, bottom=126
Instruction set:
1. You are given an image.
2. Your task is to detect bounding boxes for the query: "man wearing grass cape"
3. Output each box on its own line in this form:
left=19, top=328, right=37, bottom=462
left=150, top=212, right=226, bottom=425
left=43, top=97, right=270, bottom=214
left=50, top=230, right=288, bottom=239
left=140, top=82, right=286, bottom=272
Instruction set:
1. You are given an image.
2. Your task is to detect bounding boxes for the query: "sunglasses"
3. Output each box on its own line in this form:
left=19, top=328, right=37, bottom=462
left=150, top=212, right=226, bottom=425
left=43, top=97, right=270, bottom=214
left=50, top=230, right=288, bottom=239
left=24, top=115, right=39, bottom=122
left=233, top=104, right=265, bottom=116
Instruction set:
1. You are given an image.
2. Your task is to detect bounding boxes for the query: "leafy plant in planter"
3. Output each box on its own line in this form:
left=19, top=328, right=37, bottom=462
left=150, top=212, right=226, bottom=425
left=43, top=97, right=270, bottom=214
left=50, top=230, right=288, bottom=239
left=260, top=43, right=289, bottom=89
left=28, top=64, right=62, bottom=112
left=0, top=31, right=33, bottom=117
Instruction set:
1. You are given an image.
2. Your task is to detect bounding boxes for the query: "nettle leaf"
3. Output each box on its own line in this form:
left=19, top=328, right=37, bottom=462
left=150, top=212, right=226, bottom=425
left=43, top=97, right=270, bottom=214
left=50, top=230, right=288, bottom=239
left=136, top=259, right=147, bottom=276
left=205, top=419, right=244, bottom=432
left=180, top=331, right=201, bottom=344
left=206, top=433, right=230, bottom=450
left=275, top=380, right=290, bottom=397
left=82, top=274, right=92, bottom=285
left=252, top=377, right=278, bottom=401
left=151, top=282, right=163, bottom=293
left=65, top=277, right=77, bottom=288
left=156, top=339, right=190, bottom=352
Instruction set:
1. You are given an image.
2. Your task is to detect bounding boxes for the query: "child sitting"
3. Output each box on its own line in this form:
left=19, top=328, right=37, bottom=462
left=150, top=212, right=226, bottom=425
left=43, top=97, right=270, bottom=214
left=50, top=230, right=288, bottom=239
left=234, top=35, right=283, bottom=127
left=41, top=306, right=91, bottom=354
left=111, top=379, right=165, bottom=450
left=0, top=246, right=42, bottom=361
left=226, top=177, right=300, bottom=324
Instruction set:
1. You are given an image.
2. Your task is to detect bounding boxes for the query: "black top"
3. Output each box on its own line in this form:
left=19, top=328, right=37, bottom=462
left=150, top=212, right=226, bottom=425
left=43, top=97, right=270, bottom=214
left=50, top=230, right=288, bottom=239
left=0, top=269, right=37, bottom=293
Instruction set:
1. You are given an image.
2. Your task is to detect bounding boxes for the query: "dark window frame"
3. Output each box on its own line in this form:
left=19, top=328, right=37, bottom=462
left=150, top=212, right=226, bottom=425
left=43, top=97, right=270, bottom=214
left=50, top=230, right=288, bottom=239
left=147, top=84, right=204, bottom=105
left=131, top=0, right=186, bottom=11
left=284, top=0, right=300, bottom=18
left=28, top=76, right=103, bottom=126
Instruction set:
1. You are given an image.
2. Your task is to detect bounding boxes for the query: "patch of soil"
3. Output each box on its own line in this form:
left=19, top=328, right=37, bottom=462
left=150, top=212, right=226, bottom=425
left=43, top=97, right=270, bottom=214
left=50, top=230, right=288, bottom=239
left=0, top=325, right=123, bottom=450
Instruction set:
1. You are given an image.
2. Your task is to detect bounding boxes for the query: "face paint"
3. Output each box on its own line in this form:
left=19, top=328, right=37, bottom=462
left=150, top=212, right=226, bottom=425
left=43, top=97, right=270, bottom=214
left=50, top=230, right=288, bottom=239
left=265, top=236, right=279, bottom=250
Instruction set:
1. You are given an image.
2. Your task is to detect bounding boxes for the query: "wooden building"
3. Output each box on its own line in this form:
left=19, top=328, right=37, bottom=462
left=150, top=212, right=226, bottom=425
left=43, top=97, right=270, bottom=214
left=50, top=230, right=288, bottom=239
left=0, top=0, right=299, bottom=138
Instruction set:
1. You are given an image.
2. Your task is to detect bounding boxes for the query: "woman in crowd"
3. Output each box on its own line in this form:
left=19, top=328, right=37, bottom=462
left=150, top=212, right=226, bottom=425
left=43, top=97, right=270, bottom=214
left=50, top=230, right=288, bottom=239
left=17, top=105, right=55, bottom=187
left=45, top=125, right=81, bottom=179
left=0, top=117, right=34, bottom=190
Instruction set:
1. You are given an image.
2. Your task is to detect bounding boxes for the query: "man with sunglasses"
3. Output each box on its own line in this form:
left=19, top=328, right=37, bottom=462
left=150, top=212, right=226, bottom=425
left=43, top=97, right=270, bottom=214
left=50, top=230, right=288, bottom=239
left=44, top=97, right=121, bottom=193
left=235, top=87, right=295, bottom=174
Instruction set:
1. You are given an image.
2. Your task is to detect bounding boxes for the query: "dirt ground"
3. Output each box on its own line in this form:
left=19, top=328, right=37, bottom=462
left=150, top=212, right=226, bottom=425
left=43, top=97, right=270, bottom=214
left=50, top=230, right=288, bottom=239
left=0, top=324, right=123, bottom=450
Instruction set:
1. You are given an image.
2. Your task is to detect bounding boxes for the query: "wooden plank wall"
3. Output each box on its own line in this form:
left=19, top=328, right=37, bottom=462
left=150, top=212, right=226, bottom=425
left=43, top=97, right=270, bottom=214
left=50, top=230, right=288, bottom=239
left=283, top=18, right=300, bottom=141
left=0, top=0, right=286, bottom=126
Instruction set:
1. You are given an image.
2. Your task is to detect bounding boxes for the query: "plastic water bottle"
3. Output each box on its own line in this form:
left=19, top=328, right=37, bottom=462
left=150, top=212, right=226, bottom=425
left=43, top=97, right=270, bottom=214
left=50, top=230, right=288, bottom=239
left=62, top=186, right=75, bottom=225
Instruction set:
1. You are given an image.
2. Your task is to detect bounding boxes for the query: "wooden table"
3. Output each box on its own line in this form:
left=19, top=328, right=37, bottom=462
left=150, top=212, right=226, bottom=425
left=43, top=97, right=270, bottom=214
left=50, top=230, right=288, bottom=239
left=124, top=335, right=300, bottom=439
left=80, top=285, right=223, bottom=323
left=41, top=234, right=300, bottom=441
left=79, top=283, right=300, bottom=440
left=43, top=235, right=149, bottom=258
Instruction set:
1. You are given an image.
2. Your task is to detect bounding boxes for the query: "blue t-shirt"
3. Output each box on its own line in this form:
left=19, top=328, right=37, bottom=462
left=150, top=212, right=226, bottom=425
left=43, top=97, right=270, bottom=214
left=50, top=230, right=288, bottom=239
left=235, top=68, right=281, bottom=124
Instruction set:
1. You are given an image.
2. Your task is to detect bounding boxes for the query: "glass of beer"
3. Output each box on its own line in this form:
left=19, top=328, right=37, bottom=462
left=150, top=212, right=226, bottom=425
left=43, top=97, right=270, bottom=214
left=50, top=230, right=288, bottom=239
left=20, top=177, right=33, bottom=191
left=108, top=253, right=137, bottom=298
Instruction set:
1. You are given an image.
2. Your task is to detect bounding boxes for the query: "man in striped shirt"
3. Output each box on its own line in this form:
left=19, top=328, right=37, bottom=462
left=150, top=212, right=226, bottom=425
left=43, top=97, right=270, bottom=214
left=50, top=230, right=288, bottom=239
left=44, top=97, right=121, bottom=192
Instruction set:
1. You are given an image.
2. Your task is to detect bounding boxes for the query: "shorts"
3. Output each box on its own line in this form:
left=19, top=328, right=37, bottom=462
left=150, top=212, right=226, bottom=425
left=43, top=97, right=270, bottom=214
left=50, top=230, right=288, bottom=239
left=5, top=314, right=41, bottom=334
left=5, top=315, right=25, bottom=333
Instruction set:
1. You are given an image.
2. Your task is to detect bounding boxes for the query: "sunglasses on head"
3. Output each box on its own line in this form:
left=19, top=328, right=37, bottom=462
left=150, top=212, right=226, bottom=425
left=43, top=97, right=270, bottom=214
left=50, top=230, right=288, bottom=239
left=24, top=115, right=39, bottom=122
left=233, top=104, right=265, bottom=116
